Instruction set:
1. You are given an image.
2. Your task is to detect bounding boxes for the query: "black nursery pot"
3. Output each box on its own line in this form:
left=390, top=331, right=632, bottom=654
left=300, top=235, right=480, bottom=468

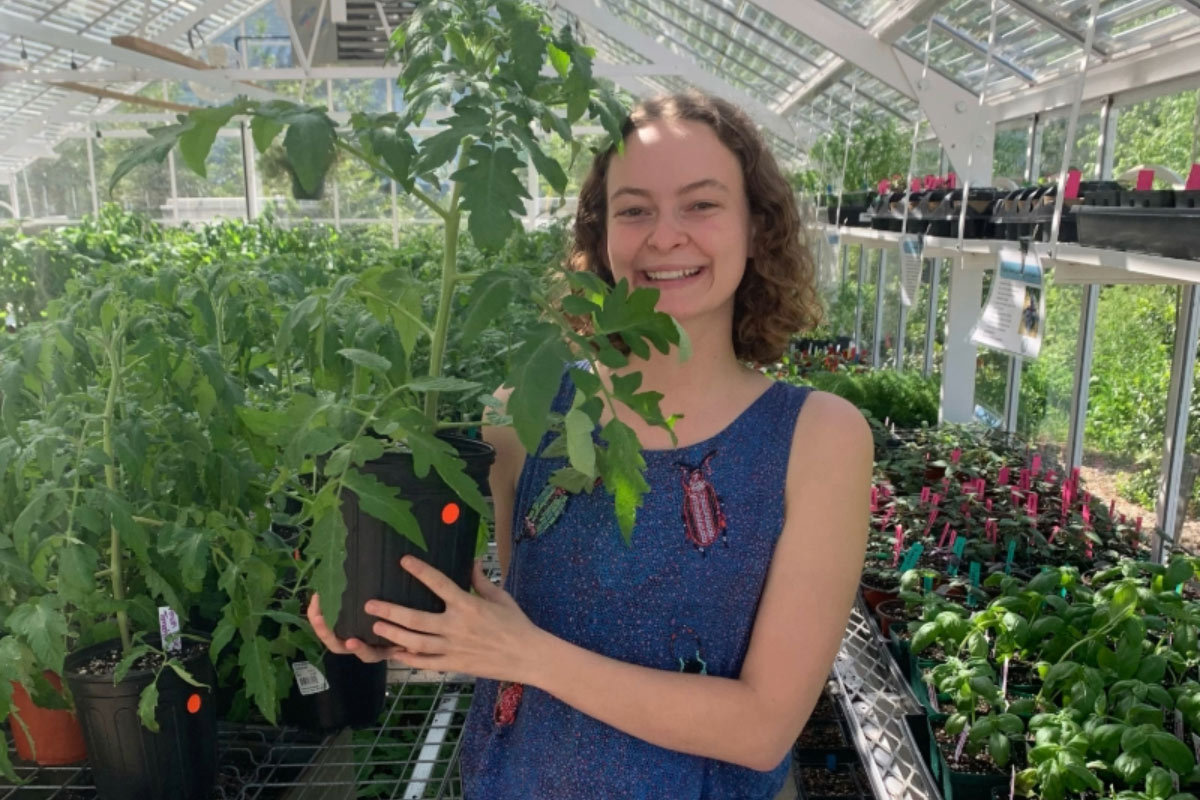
left=63, top=638, right=217, bottom=800
left=280, top=651, right=388, bottom=734
left=335, top=433, right=496, bottom=648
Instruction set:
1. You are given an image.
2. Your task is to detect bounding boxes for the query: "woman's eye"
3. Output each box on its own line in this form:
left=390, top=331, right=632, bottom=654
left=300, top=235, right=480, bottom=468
left=690, top=201, right=717, bottom=211
left=615, top=207, right=646, bottom=218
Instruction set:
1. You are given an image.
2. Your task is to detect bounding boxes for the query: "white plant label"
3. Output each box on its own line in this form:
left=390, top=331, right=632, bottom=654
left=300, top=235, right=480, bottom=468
left=970, top=246, right=1045, bottom=359
left=1191, top=732, right=1200, bottom=762
left=158, top=606, right=182, bottom=654
left=927, top=682, right=939, bottom=713
left=1009, top=765, right=1016, bottom=800
left=1001, top=657, right=1009, bottom=700
left=953, top=726, right=969, bottom=762
left=292, top=661, right=330, bottom=696
left=898, top=235, right=923, bottom=307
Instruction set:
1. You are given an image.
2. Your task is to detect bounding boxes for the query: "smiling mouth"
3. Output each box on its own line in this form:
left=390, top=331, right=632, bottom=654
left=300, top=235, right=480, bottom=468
left=640, top=266, right=703, bottom=282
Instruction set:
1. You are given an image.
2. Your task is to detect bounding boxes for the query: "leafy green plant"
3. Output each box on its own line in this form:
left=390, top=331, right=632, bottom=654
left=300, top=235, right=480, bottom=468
left=109, top=0, right=689, bottom=637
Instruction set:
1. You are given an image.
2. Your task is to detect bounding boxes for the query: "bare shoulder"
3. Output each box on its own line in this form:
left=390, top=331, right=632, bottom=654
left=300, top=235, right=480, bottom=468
left=789, top=389, right=873, bottom=465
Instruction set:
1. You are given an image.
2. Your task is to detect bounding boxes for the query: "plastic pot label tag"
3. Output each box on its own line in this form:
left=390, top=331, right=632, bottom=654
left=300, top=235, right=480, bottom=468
left=292, top=661, right=331, bottom=696
left=1001, top=657, right=1009, bottom=699
left=1009, top=765, right=1016, bottom=800
left=927, top=682, right=939, bottom=713
left=158, top=606, right=182, bottom=654
left=1191, top=732, right=1200, bottom=762
left=953, top=726, right=969, bottom=762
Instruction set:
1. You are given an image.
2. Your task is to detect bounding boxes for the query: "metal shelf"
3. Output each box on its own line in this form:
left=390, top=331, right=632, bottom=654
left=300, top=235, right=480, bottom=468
left=830, top=598, right=942, bottom=800
left=820, top=224, right=1200, bottom=283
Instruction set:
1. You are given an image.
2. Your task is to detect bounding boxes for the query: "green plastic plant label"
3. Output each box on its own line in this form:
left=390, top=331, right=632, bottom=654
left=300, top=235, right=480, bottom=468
left=291, top=661, right=331, bottom=696
left=949, top=537, right=967, bottom=577
left=923, top=575, right=933, bottom=592
left=899, top=542, right=924, bottom=572
left=158, top=606, right=182, bottom=654
left=1005, top=540, right=1017, bottom=574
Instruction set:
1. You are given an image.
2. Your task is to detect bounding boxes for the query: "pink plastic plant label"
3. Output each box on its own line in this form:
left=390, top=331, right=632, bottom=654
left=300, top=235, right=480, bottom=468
left=1137, top=169, right=1155, bottom=191
left=878, top=178, right=890, bottom=195
left=1187, top=164, right=1200, bottom=191
left=1065, top=169, right=1082, bottom=199
left=998, top=466, right=1010, bottom=485
left=1032, top=454, right=1041, bottom=475
left=1027, top=492, right=1038, bottom=516
left=921, top=486, right=931, bottom=504
left=951, top=448, right=961, bottom=464
left=870, top=486, right=878, bottom=512
left=939, top=520, right=952, bottom=548
left=947, top=173, right=957, bottom=189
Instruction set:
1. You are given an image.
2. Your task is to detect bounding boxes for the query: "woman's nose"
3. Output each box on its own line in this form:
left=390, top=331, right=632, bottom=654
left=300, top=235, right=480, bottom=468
left=646, top=213, right=687, bottom=251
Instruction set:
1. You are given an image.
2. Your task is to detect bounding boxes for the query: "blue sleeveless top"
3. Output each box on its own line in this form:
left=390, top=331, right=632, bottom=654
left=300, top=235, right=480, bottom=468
left=459, top=369, right=812, bottom=800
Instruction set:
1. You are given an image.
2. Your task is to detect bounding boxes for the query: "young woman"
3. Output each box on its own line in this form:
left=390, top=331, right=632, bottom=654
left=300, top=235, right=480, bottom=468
left=308, top=92, right=873, bottom=799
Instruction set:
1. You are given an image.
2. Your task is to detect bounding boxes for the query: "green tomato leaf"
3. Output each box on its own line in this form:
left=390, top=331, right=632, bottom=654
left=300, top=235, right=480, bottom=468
left=564, top=408, right=596, bottom=479
left=338, top=348, right=392, bottom=375
left=452, top=143, right=530, bottom=253
left=460, top=271, right=520, bottom=346
left=250, top=114, right=284, bottom=154
left=179, top=103, right=244, bottom=178
left=7, top=597, right=67, bottom=674
left=506, top=324, right=570, bottom=453
left=57, top=542, right=98, bottom=601
left=137, top=682, right=161, bottom=732
left=283, top=109, right=337, bottom=196
left=310, top=492, right=349, bottom=632
left=342, top=468, right=424, bottom=548
left=238, top=635, right=277, bottom=725
left=599, top=418, right=648, bottom=545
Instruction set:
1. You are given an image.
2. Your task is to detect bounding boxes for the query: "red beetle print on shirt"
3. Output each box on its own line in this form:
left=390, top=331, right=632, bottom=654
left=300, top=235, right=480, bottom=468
left=676, top=451, right=727, bottom=554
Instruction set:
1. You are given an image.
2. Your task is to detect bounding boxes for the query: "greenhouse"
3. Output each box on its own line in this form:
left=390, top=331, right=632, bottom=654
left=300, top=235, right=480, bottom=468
left=2, top=0, right=1200, bottom=796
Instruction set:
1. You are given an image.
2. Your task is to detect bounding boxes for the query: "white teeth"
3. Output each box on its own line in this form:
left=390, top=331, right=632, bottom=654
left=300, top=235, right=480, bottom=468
left=644, top=267, right=701, bottom=281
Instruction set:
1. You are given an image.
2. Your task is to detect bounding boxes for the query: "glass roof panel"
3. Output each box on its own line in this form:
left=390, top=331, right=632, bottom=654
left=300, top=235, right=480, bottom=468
left=813, top=0, right=896, bottom=27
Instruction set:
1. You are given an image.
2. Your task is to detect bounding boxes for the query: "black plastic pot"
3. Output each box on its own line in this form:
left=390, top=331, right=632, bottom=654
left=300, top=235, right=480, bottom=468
left=63, top=638, right=217, bottom=800
left=1120, top=189, right=1175, bottom=208
left=335, top=433, right=496, bottom=647
left=290, top=171, right=326, bottom=201
left=279, top=651, right=388, bottom=734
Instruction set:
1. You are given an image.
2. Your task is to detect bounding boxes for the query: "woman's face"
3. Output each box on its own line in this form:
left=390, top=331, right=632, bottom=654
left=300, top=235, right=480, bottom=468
left=604, top=119, right=751, bottom=326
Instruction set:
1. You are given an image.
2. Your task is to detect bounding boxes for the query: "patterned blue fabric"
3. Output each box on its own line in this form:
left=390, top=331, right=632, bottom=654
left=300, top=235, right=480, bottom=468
left=460, top=368, right=812, bottom=799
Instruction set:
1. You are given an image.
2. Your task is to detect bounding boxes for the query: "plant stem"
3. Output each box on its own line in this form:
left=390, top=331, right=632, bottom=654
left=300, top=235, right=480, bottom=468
left=102, top=325, right=131, bottom=654
left=335, top=140, right=448, bottom=223
left=423, top=142, right=470, bottom=421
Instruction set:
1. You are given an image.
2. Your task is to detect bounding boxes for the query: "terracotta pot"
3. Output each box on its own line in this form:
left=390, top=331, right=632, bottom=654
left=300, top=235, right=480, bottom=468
left=860, top=577, right=899, bottom=612
left=875, top=598, right=914, bottom=638
left=9, top=672, right=88, bottom=765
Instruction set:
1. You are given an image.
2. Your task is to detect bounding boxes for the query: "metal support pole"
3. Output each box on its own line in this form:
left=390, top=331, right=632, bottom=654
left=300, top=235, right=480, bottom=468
left=940, top=260, right=983, bottom=424
left=1027, top=114, right=1043, bottom=182
left=387, top=80, right=399, bottom=248
left=1003, top=355, right=1022, bottom=434
left=924, top=258, right=940, bottom=377
left=840, top=244, right=849, bottom=292
left=1066, top=284, right=1100, bottom=471
left=22, top=169, right=35, bottom=219
left=853, top=246, right=865, bottom=350
left=328, top=79, right=340, bottom=230
left=1152, top=285, right=1200, bottom=563
left=896, top=297, right=908, bottom=372
left=526, top=157, right=539, bottom=227
left=1096, top=97, right=1115, bottom=181
left=86, top=131, right=99, bottom=215
left=239, top=122, right=256, bottom=222
left=10, top=171, right=20, bottom=218
left=168, top=148, right=181, bottom=223
left=872, top=249, right=886, bottom=370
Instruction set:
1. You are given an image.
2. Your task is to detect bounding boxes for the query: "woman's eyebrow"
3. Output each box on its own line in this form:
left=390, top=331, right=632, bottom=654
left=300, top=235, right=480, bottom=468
left=609, top=178, right=729, bottom=202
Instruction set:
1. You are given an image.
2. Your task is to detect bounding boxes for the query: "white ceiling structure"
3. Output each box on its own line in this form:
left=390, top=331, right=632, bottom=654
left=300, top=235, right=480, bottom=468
left=0, top=0, right=1199, bottom=179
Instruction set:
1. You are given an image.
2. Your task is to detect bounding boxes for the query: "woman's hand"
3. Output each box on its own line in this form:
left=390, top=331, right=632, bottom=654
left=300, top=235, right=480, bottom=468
left=306, top=557, right=546, bottom=684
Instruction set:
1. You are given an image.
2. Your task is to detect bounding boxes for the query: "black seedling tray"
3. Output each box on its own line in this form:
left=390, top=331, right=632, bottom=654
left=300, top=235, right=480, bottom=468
left=1076, top=205, right=1200, bottom=260
left=1119, top=189, right=1175, bottom=208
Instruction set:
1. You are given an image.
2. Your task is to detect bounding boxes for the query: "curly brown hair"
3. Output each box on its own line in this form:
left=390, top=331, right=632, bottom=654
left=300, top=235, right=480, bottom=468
left=568, top=90, right=821, bottom=364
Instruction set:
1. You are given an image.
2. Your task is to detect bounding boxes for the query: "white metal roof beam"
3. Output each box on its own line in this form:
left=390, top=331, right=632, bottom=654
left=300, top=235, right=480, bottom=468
left=991, top=31, right=1200, bottom=120
left=765, top=0, right=958, bottom=113
left=552, top=0, right=797, bottom=143
left=0, top=10, right=279, bottom=101
left=1000, top=0, right=1110, bottom=57
left=930, top=18, right=1036, bottom=84
left=0, top=62, right=671, bottom=86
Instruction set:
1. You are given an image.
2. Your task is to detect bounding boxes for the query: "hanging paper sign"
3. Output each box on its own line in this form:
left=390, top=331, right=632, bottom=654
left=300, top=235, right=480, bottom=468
left=898, top=234, right=923, bottom=308
left=970, top=247, right=1045, bottom=359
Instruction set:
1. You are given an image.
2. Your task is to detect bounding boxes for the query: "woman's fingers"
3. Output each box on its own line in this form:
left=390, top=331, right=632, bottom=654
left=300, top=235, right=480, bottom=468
left=307, top=593, right=353, bottom=655
left=364, top=599, right=442, bottom=634
left=307, top=594, right=395, bottom=664
left=399, top=556, right=462, bottom=604
left=471, top=559, right=504, bottom=601
left=370, top=619, right=444, bottom=655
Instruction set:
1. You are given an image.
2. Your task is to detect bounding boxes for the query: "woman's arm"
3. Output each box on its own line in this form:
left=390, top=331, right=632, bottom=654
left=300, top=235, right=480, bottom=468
left=481, top=386, right=524, bottom=581
left=361, top=390, right=872, bottom=769
left=521, top=391, right=872, bottom=770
